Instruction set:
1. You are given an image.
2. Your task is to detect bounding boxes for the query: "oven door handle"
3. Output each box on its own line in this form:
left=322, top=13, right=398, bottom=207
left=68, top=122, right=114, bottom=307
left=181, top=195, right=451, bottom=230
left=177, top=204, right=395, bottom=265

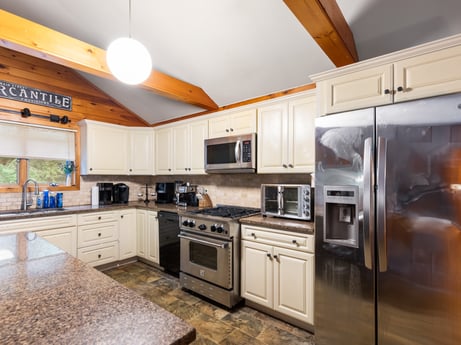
left=178, top=234, right=229, bottom=249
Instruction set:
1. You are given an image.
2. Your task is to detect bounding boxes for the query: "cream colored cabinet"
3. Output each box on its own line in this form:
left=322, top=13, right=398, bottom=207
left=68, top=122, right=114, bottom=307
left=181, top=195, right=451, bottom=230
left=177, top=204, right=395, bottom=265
left=241, top=224, right=314, bottom=325
left=0, top=214, right=78, bottom=256
left=39, top=227, right=77, bottom=257
left=173, top=119, right=208, bottom=175
left=79, top=120, right=128, bottom=175
left=77, top=211, right=119, bottom=267
left=129, top=128, right=154, bottom=175
left=119, top=208, right=137, bottom=260
left=314, top=42, right=461, bottom=115
left=208, top=109, right=256, bottom=138
left=257, top=93, right=316, bottom=173
left=155, top=126, right=173, bottom=175
left=136, top=209, right=159, bottom=265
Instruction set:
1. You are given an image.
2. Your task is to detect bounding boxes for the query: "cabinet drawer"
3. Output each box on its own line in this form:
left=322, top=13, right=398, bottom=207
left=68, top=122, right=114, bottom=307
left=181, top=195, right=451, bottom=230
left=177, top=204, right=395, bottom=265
left=77, top=211, right=119, bottom=225
left=78, top=221, right=119, bottom=248
left=242, top=225, right=314, bottom=253
left=0, top=214, right=77, bottom=234
left=77, top=241, right=119, bottom=267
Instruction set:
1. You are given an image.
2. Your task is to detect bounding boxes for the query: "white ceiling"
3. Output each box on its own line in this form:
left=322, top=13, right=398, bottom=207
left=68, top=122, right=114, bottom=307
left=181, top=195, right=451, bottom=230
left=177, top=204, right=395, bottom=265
left=1, top=0, right=461, bottom=125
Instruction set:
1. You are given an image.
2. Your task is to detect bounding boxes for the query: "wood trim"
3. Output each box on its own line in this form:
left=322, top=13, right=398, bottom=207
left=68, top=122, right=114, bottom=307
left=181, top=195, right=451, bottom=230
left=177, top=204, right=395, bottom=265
left=283, top=0, right=358, bottom=67
left=152, top=83, right=316, bottom=127
left=0, top=9, right=218, bottom=111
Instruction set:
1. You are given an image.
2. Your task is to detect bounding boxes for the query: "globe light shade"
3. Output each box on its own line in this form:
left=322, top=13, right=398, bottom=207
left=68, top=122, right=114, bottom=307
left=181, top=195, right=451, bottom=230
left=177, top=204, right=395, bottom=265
left=106, top=37, right=152, bottom=85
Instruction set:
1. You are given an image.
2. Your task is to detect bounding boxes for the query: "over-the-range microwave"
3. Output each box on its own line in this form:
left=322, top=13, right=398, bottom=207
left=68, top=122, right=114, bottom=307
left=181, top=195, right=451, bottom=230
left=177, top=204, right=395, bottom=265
left=204, top=133, right=256, bottom=173
left=261, top=184, right=312, bottom=220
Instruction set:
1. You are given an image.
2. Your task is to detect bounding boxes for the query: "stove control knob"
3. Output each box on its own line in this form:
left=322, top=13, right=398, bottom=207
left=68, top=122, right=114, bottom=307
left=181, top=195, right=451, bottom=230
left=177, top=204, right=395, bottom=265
left=210, top=224, right=217, bottom=232
left=198, top=224, right=207, bottom=231
left=216, top=225, right=224, bottom=233
left=188, top=220, right=196, bottom=228
left=182, top=220, right=190, bottom=227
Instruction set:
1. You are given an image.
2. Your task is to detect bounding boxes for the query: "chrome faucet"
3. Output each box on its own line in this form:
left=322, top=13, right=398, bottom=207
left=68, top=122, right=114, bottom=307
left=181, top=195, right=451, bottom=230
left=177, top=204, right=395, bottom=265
left=21, top=178, right=39, bottom=210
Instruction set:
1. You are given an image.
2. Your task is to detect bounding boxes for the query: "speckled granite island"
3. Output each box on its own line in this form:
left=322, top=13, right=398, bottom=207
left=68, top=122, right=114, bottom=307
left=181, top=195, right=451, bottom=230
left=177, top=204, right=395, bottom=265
left=0, top=232, right=195, bottom=345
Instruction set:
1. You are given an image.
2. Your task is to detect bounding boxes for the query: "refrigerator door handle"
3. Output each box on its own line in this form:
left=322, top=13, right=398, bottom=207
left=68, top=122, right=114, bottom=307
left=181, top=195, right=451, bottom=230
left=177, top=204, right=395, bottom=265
left=363, top=137, right=374, bottom=270
left=377, top=136, right=388, bottom=272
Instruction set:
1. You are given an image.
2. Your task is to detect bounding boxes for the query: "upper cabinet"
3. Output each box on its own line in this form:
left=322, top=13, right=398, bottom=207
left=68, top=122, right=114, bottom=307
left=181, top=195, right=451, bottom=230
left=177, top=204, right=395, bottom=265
left=79, top=120, right=129, bottom=175
left=312, top=36, right=461, bottom=115
left=155, top=119, right=208, bottom=175
left=257, top=92, right=316, bottom=173
left=208, top=109, right=256, bottom=138
left=129, top=128, right=154, bottom=175
left=79, top=120, right=154, bottom=175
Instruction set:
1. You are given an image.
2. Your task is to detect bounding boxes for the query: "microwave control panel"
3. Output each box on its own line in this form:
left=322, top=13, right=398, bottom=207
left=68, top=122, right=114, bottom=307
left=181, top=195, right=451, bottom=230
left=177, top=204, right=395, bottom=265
left=242, top=140, right=252, bottom=162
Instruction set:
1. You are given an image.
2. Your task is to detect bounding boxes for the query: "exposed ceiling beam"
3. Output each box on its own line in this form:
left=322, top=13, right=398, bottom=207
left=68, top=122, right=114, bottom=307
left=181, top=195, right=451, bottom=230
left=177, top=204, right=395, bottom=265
left=0, top=9, right=218, bottom=111
left=284, top=0, right=358, bottom=67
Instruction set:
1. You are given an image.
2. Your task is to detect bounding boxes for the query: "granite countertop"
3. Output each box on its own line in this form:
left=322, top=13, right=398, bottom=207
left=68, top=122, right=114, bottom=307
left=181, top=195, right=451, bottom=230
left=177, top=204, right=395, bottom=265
left=0, top=232, right=195, bottom=345
left=239, top=214, right=314, bottom=234
left=0, top=201, right=201, bottom=221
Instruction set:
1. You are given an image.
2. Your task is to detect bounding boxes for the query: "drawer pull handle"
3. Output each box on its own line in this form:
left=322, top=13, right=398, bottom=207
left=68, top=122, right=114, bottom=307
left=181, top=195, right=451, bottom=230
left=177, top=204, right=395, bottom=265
left=98, top=254, right=101, bottom=259
left=98, top=233, right=102, bottom=237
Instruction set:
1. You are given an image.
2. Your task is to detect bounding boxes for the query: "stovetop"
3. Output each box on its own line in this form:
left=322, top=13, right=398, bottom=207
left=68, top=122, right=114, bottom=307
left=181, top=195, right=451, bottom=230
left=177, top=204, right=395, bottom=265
left=191, top=205, right=260, bottom=219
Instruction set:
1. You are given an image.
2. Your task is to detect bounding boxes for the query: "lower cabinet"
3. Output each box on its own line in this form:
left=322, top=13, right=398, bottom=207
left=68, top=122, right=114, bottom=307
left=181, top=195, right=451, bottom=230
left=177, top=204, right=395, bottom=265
left=241, top=224, right=315, bottom=325
left=77, top=211, right=120, bottom=267
left=39, top=226, right=77, bottom=257
left=136, top=209, right=159, bottom=265
left=119, top=208, right=137, bottom=260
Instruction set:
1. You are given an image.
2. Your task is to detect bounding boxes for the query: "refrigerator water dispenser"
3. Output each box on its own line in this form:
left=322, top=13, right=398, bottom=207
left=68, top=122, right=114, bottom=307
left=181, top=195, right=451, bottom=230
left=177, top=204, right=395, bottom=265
left=323, top=185, right=359, bottom=248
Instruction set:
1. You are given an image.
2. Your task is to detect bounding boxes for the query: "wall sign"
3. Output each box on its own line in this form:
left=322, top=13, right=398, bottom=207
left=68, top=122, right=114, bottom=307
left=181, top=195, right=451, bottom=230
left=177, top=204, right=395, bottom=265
left=0, top=80, right=72, bottom=111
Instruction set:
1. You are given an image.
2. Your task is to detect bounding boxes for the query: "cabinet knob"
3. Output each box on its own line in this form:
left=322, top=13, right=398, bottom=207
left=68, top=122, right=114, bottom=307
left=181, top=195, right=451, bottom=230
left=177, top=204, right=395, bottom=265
left=288, top=164, right=294, bottom=168
left=185, top=168, right=188, bottom=171
left=89, top=168, right=93, bottom=171
left=230, top=128, right=234, bottom=132
left=384, top=89, right=391, bottom=95
left=282, top=164, right=288, bottom=168
left=226, top=129, right=229, bottom=132
left=98, top=254, right=101, bottom=259
left=168, top=168, right=171, bottom=171
left=251, top=232, right=256, bottom=238
left=98, top=233, right=102, bottom=237
left=292, top=239, right=297, bottom=245
left=121, top=215, right=124, bottom=219
left=266, top=253, right=272, bottom=259
left=129, top=169, right=132, bottom=172
left=273, top=255, right=278, bottom=260
left=397, top=86, right=404, bottom=92
left=98, top=216, right=101, bottom=220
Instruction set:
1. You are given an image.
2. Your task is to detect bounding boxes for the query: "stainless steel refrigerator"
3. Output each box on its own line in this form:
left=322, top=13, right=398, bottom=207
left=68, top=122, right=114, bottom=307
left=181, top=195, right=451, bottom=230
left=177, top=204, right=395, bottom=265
left=314, top=92, right=461, bottom=345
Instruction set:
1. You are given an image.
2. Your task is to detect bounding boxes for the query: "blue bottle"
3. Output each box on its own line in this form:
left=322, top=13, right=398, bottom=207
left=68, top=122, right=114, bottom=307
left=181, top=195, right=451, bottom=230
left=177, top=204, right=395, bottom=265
left=42, top=190, right=49, bottom=208
left=56, top=193, right=63, bottom=208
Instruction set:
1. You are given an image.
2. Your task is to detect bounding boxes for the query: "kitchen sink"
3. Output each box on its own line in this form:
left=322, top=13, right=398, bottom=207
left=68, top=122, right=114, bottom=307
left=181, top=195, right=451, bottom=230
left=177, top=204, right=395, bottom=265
left=0, top=208, right=67, bottom=217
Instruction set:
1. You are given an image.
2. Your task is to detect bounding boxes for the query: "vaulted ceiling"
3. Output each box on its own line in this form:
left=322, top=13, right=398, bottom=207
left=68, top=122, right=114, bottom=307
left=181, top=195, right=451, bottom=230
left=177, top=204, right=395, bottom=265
left=1, top=0, right=461, bottom=125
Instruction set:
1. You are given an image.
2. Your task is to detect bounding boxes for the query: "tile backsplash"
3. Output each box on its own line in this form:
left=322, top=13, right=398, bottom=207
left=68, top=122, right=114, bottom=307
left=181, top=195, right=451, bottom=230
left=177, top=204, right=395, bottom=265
left=0, top=173, right=312, bottom=210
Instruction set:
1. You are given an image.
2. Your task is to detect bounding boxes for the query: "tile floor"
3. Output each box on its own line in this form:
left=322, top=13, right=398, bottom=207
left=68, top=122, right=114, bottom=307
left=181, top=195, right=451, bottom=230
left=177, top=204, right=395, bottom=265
left=104, top=261, right=316, bottom=345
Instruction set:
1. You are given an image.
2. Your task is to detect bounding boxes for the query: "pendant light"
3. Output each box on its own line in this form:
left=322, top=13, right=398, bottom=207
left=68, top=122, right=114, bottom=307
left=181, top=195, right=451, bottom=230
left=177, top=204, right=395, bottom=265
left=106, top=0, right=152, bottom=85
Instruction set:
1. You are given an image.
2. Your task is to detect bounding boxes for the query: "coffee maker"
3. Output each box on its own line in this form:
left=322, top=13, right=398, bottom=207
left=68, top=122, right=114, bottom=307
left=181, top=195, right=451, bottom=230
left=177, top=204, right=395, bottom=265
left=113, top=183, right=129, bottom=204
left=97, top=182, right=113, bottom=205
left=155, top=182, right=175, bottom=203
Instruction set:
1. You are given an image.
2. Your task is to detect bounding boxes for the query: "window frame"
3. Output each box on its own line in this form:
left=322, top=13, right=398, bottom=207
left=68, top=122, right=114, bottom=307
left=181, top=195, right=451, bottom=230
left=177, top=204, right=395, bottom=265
left=0, top=127, right=81, bottom=193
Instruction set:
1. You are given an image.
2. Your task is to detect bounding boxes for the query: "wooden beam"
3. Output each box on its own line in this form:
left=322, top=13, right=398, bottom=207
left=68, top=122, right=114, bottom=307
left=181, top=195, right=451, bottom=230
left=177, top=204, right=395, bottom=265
left=0, top=9, right=218, bottom=110
left=283, top=0, right=358, bottom=67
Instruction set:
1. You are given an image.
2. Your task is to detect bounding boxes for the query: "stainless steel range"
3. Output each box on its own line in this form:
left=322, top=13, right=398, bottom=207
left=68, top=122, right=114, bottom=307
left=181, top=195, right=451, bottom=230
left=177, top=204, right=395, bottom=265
left=179, top=205, right=260, bottom=308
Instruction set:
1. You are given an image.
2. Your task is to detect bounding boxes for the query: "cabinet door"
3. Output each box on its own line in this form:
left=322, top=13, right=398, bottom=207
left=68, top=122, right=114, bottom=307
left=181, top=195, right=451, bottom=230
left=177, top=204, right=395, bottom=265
left=129, top=129, right=154, bottom=175
left=394, top=44, right=461, bottom=103
left=188, top=120, right=208, bottom=174
left=172, top=124, right=189, bottom=174
left=229, top=109, right=257, bottom=136
left=84, top=122, right=128, bottom=174
left=321, top=65, right=393, bottom=115
left=273, top=247, right=314, bottom=324
left=208, top=115, right=230, bottom=139
left=257, top=102, right=288, bottom=173
left=155, top=127, right=173, bottom=175
left=119, top=209, right=137, bottom=260
left=241, top=240, right=273, bottom=308
left=38, top=226, right=77, bottom=257
left=288, top=95, right=316, bottom=173
left=147, top=211, right=159, bottom=264
left=136, top=210, right=147, bottom=259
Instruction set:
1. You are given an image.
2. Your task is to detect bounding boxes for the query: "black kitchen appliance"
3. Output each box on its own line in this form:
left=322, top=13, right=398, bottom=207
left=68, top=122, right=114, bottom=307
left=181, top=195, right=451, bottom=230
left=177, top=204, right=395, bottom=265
left=158, top=211, right=180, bottom=276
left=113, top=183, right=129, bottom=204
left=97, top=182, right=113, bottom=205
left=155, top=182, right=175, bottom=204
left=177, top=192, right=198, bottom=206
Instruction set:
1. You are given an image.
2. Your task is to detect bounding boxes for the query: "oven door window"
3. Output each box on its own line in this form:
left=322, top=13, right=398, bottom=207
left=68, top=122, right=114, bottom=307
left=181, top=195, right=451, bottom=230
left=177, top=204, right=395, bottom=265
left=189, top=242, right=217, bottom=270
left=282, top=187, right=301, bottom=216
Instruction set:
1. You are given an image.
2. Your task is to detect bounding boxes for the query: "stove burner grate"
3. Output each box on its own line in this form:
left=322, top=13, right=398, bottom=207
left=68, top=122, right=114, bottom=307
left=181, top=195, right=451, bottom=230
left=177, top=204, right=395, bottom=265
left=193, top=205, right=260, bottom=219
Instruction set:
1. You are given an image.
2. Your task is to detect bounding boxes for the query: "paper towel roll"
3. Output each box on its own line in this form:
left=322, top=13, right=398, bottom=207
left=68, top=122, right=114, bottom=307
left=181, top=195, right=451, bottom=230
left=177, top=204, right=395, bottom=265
left=91, top=186, right=99, bottom=206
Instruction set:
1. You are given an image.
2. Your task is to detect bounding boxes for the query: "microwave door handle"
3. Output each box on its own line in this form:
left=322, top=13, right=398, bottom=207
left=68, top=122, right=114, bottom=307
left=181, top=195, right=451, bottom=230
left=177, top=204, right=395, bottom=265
left=234, top=140, right=241, bottom=163
left=278, top=186, right=284, bottom=215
